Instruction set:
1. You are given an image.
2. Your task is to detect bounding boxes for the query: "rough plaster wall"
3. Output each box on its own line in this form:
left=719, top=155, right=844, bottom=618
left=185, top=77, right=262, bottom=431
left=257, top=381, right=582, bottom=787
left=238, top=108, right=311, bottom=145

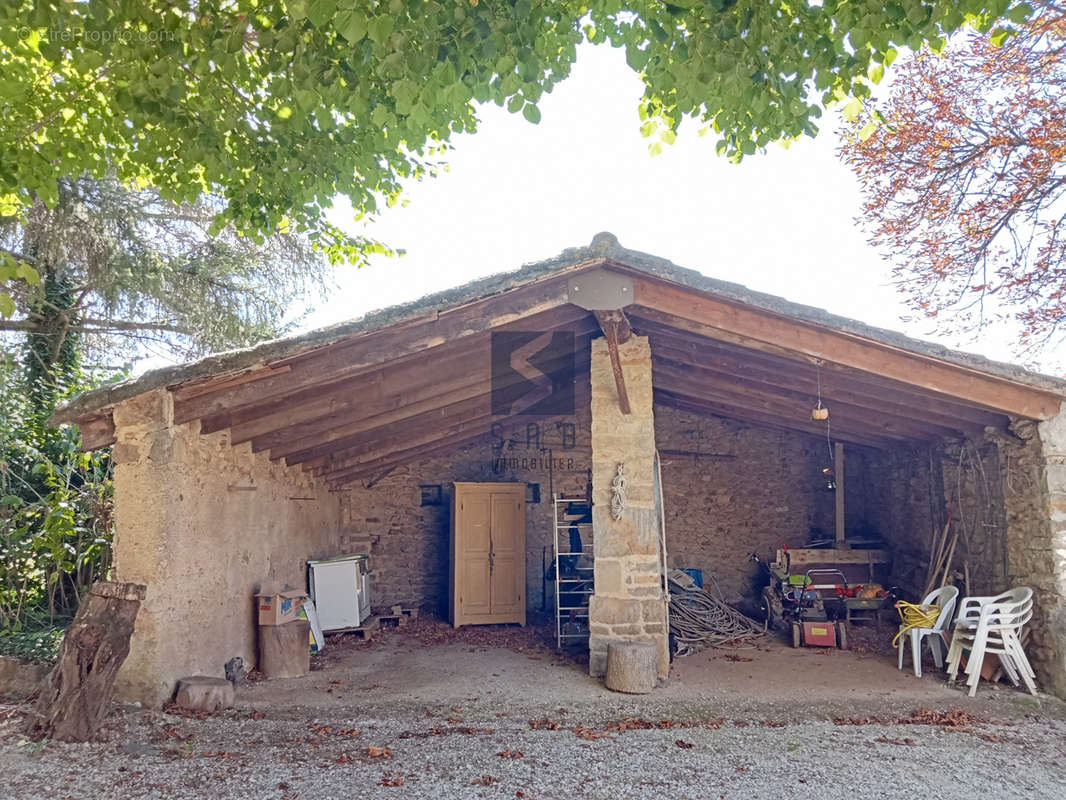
left=338, top=405, right=592, bottom=617
left=110, top=390, right=340, bottom=706
left=653, top=405, right=836, bottom=605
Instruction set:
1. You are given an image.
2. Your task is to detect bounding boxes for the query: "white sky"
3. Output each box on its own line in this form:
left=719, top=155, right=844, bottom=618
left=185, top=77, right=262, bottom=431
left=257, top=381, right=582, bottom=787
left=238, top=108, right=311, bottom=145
left=305, top=44, right=1052, bottom=375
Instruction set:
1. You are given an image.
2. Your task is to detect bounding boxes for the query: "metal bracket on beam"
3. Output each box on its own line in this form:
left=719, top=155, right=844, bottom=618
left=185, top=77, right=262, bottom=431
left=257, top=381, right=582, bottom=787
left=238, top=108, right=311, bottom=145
left=567, top=268, right=634, bottom=310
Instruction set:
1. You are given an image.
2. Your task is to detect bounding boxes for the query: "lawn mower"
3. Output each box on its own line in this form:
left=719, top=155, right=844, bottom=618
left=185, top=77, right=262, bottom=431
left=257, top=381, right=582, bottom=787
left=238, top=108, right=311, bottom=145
left=751, top=552, right=850, bottom=649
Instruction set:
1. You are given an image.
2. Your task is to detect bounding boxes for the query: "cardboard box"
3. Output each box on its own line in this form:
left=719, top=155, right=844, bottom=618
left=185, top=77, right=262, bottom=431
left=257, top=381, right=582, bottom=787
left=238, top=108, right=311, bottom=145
left=256, top=588, right=307, bottom=626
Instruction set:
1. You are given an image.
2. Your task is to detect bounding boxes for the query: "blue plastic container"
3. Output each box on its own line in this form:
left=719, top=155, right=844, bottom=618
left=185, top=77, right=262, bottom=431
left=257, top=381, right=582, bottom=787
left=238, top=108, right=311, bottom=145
left=682, top=568, right=704, bottom=588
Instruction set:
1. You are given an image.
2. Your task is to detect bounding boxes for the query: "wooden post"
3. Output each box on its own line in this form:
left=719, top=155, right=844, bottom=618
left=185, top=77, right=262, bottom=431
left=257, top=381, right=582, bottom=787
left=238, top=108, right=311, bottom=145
left=834, top=442, right=847, bottom=548
left=27, top=581, right=146, bottom=742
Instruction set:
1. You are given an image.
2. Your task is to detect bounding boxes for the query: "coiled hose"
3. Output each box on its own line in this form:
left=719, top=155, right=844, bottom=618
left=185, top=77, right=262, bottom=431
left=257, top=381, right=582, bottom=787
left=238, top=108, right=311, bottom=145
left=668, top=571, right=764, bottom=655
left=892, top=601, right=941, bottom=648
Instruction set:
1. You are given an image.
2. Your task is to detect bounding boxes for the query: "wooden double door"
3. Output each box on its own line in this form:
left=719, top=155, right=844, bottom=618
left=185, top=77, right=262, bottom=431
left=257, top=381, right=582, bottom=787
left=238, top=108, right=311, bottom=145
left=450, top=482, right=526, bottom=627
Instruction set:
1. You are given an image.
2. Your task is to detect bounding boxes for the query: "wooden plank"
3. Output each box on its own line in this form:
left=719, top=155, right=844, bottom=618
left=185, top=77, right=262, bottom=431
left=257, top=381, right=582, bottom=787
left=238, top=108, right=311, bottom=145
left=654, top=390, right=893, bottom=449
left=197, top=305, right=595, bottom=438
left=652, top=364, right=946, bottom=441
left=835, top=442, right=846, bottom=546
left=652, top=359, right=978, bottom=439
left=323, top=387, right=591, bottom=483
left=640, top=324, right=1008, bottom=430
left=170, top=365, right=292, bottom=402
left=77, top=411, right=116, bottom=451
left=312, top=411, right=499, bottom=477
left=273, top=346, right=592, bottom=463
left=628, top=277, right=1065, bottom=419
left=324, top=428, right=499, bottom=485
left=288, top=393, right=494, bottom=467
left=172, top=276, right=575, bottom=424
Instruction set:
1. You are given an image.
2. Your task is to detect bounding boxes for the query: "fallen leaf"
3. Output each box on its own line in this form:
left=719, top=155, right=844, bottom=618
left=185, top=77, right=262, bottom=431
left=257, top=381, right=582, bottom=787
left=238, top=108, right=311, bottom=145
left=368, top=745, right=393, bottom=759
left=675, top=739, right=694, bottom=749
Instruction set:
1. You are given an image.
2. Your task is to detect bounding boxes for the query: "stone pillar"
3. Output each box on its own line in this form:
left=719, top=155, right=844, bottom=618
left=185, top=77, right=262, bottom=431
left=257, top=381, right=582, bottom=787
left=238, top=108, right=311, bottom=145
left=1035, top=406, right=1066, bottom=698
left=587, top=335, right=669, bottom=679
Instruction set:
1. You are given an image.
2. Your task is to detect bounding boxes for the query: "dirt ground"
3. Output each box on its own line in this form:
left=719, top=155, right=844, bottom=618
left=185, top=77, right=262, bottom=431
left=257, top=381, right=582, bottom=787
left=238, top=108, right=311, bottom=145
left=2, top=618, right=1065, bottom=799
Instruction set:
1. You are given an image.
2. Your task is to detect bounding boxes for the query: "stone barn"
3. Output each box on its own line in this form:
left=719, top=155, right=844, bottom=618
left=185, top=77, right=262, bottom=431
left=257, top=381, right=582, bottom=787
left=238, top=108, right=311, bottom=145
left=53, top=234, right=1066, bottom=705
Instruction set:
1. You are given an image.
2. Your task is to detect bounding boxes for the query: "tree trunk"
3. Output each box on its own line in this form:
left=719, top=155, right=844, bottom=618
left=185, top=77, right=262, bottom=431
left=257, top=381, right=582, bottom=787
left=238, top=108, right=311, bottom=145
left=26, top=581, right=146, bottom=742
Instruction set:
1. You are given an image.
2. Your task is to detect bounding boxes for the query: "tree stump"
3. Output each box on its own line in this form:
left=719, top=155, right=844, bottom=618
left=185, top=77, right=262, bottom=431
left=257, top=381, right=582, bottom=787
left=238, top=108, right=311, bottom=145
left=259, top=620, right=310, bottom=679
left=174, top=676, right=234, bottom=712
left=27, top=581, right=146, bottom=742
left=604, top=641, right=657, bottom=694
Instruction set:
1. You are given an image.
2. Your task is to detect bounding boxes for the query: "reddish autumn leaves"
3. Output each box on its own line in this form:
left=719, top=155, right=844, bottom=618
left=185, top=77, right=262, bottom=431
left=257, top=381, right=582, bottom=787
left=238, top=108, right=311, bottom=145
left=842, top=11, right=1066, bottom=358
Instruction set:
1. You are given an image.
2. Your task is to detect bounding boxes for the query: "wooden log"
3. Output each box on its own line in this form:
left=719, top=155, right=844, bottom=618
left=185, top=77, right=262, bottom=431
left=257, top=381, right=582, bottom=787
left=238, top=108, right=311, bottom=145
left=259, top=620, right=310, bottom=679
left=26, top=581, right=146, bottom=742
left=174, top=676, right=234, bottom=712
left=604, top=641, right=657, bottom=694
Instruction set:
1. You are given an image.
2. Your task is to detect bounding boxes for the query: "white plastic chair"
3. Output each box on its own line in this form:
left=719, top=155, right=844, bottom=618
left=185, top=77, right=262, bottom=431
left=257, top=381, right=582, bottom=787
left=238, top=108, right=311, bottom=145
left=897, top=585, right=958, bottom=678
left=946, top=587, right=1036, bottom=697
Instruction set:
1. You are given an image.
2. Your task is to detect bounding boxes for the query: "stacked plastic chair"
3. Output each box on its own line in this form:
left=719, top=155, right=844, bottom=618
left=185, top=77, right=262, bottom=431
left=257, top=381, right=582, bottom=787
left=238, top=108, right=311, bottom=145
left=946, top=587, right=1037, bottom=697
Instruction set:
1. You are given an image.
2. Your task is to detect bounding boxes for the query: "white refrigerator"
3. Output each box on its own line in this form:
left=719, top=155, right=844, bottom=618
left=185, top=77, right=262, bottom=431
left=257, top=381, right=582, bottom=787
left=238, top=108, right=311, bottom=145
left=307, top=554, right=371, bottom=630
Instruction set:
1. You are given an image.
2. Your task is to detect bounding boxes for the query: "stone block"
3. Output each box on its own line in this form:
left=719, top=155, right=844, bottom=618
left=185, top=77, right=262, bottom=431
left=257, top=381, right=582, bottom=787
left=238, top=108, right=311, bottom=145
left=174, top=676, right=234, bottom=712
left=589, top=595, right=641, bottom=625
left=594, top=559, right=623, bottom=595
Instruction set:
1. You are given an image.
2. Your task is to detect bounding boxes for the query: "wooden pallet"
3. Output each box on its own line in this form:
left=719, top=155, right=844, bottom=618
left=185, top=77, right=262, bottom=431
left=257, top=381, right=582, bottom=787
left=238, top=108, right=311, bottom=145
left=324, top=615, right=380, bottom=641
left=378, top=606, right=419, bottom=628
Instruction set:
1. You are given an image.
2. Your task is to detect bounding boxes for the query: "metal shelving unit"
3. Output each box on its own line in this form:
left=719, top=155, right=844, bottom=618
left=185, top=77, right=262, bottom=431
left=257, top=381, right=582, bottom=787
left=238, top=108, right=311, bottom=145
left=553, top=493, right=594, bottom=649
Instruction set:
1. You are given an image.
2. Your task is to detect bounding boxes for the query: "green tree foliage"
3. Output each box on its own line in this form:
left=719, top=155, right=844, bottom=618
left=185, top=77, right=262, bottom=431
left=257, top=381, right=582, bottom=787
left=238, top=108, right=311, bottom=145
left=1, top=0, right=1027, bottom=307
left=0, top=173, right=331, bottom=640
left=0, top=352, right=113, bottom=634
left=1, top=175, right=333, bottom=363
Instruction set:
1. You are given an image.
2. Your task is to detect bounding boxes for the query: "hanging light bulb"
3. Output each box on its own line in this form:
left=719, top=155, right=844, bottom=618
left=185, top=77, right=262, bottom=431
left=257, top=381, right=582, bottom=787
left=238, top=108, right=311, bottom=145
left=812, top=361, right=829, bottom=420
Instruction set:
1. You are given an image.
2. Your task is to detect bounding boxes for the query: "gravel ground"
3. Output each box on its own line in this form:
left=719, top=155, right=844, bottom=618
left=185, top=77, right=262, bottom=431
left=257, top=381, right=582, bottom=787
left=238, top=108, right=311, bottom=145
left=3, top=700, right=1065, bottom=800
left=3, top=625, right=1065, bottom=799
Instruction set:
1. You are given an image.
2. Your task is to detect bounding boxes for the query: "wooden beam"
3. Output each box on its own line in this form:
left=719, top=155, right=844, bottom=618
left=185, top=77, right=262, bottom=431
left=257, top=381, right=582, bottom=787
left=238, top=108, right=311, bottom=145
left=326, top=429, right=497, bottom=486
left=637, top=321, right=1009, bottom=430
left=652, top=358, right=981, bottom=439
left=627, top=276, right=1065, bottom=419
left=272, top=346, right=592, bottom=463
left=595, top=309, right=632, bottom=415
left=76, top=411, right=116, bottom=451
left=316, top=414, right=498, bottom=479
left=196, top=305, right=595, bottom=439
left=172, top=275, right=575, bottom=425
left=652, top=365, right=946, bottom=442
left=654, top=390, right=892, bottom=449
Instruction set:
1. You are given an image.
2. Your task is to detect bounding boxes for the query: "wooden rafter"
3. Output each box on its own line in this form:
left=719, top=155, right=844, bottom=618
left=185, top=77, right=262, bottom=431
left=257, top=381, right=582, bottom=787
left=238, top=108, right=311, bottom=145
left=652, top=359, right=985, bottom=440
left=172, top=275, right=575, bottom=425
left=626, top=273, right=1065, bottom=419
left=277, top=344, right=592, bottom=465
left=654, top=389, right=892, bottom=450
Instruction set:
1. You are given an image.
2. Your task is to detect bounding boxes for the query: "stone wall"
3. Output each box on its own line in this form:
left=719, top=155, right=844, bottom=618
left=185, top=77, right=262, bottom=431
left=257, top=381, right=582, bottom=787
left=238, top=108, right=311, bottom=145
left=339, top=408, right=592, bottom=617
left=587, top=336, right=669, bottom=678
left=1001, top=411, right=1066, bottom=697
left=653, top=405, right=836, bottom=604
left=110, top=389, right=341, bottom=706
